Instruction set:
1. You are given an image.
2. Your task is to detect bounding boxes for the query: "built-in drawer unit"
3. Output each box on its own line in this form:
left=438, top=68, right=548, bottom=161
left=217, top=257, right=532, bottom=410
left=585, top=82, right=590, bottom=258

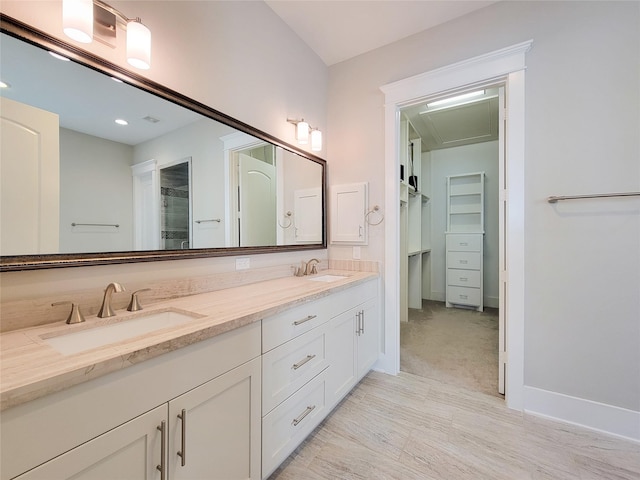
left=262, top=370, right=328, bottom=478
left=262, top=296, right=330, bottom=353
left=446, top=285, right=482, bottom=307
left=446, top=233, right=483, bottom=312
left=262, top=322, right=330, bottom=414
left=447, top=269, right=481, bottom=288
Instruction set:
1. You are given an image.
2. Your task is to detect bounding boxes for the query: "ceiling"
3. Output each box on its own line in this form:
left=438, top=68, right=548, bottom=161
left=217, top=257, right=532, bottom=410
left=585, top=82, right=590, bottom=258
left=1, top=1, right=498, bottom=149
left=264, top=0, right=497, bottom=66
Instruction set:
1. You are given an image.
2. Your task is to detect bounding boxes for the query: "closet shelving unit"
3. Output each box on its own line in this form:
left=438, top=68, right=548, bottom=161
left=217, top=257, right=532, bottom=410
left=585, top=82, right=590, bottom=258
left=445, top=172, right=484, bottom=311
left=400, top=118, right=431, bottom=319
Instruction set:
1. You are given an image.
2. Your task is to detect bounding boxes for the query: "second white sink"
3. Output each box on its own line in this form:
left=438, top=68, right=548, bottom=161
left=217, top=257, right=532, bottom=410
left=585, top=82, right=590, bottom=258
left=42, top=308, right=203, bottom=356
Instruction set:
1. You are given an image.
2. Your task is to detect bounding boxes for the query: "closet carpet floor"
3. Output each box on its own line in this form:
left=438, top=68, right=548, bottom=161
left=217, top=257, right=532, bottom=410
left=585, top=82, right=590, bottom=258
left=400, top=300, right=501, bottom=397
left=268, top=371, right=640, bottom=480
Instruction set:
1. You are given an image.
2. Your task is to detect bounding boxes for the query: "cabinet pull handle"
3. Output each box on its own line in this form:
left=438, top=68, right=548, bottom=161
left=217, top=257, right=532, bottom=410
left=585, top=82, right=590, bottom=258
left=361, top=310, right=365, bottom=335
left=460, top=294, right=468, bottom=299
left=460, top=242, right=468, bottom=246
left=292, top=405, right=316, bottom=426
left=177, top=409, right=187, bottom=466
left=156, top=421, right=166, bottom=480
left=355, top=311, right=361, bottom=335
left=460, top=277, right=468, bottom=282
left=292, top=354, right=316, bottom=370
left=359, top=225, right=363, bottom=237
left=460, top=260, right=468, bottom=264
left=293, top=314, right=317, bottom=326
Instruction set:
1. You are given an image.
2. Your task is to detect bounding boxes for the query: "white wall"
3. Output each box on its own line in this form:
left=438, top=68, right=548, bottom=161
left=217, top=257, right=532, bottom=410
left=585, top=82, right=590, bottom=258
left=429, top=141, right=499, bottom=307
left=327, top=0, right=639, bottom=415
left=0, top=2, right=328, bottom=308
left=59, top=128, right=133, bottom=253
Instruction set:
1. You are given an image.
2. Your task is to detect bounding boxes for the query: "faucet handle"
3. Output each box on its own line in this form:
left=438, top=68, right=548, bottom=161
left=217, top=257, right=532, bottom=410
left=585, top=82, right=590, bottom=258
left=52, top=301, right=86, bottom=324
left=127, top=288, right=151, bottom=312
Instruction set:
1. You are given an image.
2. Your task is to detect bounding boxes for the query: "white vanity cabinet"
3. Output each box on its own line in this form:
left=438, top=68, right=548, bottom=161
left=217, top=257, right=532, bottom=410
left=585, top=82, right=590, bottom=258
left=2, top=323, right=261, bottom=480
left=326, top=282, right=379, bottom=407
left=14, top=405, right=166, bottom=479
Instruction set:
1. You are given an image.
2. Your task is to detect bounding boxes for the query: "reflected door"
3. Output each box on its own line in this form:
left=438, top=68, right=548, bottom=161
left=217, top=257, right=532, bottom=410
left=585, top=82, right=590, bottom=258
left=239, top=154, right=276, bottom=247
left=0, top=97, right=59, bottom=255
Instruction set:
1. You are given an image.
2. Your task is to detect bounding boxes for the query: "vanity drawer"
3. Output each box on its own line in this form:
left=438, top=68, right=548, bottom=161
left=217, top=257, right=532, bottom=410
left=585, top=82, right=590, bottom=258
left=447, top=251, right=481, bottom=270
left=446, top=234, right=482, bottom=252
left=262, top=297, right=330, bottom=353
left=447, top=269, right=481, bottom=288
left=446, top=286, right=481, bottom=307
left=262, top=323, right=329, bottom=414
left=262, top=370, right=328, bottom=478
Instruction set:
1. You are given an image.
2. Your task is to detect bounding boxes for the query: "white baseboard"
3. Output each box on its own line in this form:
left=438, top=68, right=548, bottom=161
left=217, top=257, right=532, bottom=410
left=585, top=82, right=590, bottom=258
left=524, top=386, right=640, bottom=442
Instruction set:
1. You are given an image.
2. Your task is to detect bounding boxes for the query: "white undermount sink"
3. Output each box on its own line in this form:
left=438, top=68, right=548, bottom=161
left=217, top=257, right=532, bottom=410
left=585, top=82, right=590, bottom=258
left=42, top=308, right=203, bottom=356
left=306, top=274, right=348, bottom=283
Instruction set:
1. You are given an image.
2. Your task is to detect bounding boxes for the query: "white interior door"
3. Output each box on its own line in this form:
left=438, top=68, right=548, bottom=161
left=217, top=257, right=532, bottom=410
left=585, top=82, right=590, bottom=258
left=239, top=153, right=276, bottom=246
left=498, top=86, right=507, bottom=395
left=0, top=97, right=59, bottom=255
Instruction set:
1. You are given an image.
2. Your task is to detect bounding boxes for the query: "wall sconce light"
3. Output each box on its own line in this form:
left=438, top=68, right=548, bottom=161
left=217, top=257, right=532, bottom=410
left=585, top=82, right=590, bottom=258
left=62, top=0, right=151, bottom=70
left=287, top=118, right=322, bottom=152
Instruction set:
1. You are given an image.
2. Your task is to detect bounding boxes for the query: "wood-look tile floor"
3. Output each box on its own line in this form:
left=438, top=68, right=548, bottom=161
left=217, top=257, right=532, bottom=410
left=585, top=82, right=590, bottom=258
left=268, top=371, right=640, bottom=480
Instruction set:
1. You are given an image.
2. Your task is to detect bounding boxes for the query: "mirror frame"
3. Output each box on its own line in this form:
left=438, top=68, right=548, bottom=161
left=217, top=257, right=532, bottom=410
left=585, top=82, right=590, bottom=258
left=0, top=14, right=327, bottom=272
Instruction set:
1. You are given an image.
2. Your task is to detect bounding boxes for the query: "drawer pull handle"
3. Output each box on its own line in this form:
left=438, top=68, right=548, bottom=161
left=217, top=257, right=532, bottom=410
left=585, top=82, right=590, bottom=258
left=460, top=242, right=468, bottom=246
left=292, top=354, right=316, bottom=370
left=292, top=405, right=316, bottom=426
left=460, top=260, right=468, bottom=264
left=177, top=409, right=186, bottom=467
left=460, top=277, right=468, bottom=282
left=460, top=294, right=468, bottom=299
left=156, top=421, right=166, bottom=480
left=293, top=314, right=317, bottom=326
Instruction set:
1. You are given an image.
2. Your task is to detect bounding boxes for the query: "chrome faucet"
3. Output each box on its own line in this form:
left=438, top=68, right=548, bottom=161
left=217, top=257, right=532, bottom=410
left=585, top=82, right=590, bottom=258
left=97, top=282, right=125, bottom=318
left=305, top=258, right=320, bottom=275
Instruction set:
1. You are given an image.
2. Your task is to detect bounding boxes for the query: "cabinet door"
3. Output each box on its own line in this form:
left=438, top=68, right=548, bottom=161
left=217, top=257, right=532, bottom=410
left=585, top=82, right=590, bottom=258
left=15, top=405, right=166, bottom=480
left=356, top=298, right=379, bottom=380
left=326, top=307, right=357, bottom=407
left=330, top=182, right=368, bottom=244
left=169, top=357, right=261, bottom=480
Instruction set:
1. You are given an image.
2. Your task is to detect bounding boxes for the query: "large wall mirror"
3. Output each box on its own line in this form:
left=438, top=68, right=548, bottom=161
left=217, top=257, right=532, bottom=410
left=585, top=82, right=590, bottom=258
left=0, top=15, right=326, bottom=271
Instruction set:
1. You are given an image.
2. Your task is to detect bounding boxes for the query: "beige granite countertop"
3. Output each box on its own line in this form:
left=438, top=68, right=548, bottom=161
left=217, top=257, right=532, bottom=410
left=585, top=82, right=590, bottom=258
left=0, top=270, right=377, bottom=411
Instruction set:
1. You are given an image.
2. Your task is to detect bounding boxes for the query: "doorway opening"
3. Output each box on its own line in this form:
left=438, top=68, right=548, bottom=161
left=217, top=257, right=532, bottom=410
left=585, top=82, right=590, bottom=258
left=398, top=86, right=503, bottom=397
left=159, top=158, right=192, bottom=250
left=380, top=40, right=531, bottom=411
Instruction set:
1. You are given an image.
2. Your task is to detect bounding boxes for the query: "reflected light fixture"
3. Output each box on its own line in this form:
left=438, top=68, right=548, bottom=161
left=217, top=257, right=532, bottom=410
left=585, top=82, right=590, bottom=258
left=62, top=0, right=151, bottom=70
left=287, top=118, right=322, bottom=152
left=426, top=90, right=485, bottom=108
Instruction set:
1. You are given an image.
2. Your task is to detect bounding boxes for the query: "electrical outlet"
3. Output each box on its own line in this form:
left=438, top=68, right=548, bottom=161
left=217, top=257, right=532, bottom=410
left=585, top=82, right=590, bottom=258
left=353, top=246, right=361, bottom=260
left=235, top=257, right=250, bottom=270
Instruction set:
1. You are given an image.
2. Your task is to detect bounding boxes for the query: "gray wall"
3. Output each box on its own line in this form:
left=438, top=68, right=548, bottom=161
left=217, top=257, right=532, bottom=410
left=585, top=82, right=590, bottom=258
left=327, top=1, right=639, bottom=411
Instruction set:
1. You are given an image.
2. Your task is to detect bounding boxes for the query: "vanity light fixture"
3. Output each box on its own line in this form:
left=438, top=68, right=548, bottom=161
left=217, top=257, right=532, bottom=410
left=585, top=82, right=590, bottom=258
left=287, top=118, right=323, bottom=151
left=62, top=0, right=152, bottom=70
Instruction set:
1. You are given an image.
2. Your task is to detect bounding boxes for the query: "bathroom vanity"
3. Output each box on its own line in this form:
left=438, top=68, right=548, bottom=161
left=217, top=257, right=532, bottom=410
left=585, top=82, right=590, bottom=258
left=0, top=271, right=379, bottom=480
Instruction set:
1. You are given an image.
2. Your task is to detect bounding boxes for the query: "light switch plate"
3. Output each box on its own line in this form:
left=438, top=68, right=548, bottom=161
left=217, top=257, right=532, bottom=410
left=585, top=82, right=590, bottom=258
left=235, top=257, right=250, bottom=270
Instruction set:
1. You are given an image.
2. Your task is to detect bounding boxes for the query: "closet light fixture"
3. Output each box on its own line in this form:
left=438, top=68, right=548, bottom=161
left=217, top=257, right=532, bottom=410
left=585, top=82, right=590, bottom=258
left=62, top=0, right=152, bottom=70
left=287, top=118, right=322, bottom=151
left=426, top=90, right=485, bottom=108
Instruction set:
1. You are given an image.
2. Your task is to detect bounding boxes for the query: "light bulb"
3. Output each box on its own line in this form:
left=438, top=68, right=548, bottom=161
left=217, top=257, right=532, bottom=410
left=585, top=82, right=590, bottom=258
left=127, top=20, right=151, bottom=70
left=311, top=129, right=322, bottom=151
left=62, top=0, right=93, bottom=44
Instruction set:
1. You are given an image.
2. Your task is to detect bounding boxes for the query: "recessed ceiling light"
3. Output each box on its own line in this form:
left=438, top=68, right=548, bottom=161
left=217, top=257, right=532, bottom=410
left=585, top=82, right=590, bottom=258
left=115, top=119, right=128, bottom=125
left=426, top=90, right=485, bottom=108
left=49, top=51, right=70, bottom=62
left=0, top=81, right=10, bottom=89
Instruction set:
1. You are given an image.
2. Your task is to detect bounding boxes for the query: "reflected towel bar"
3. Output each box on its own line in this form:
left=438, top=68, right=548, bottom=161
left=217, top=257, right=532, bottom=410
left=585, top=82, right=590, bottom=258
left=547, top=192, right=640, bottom=203
left=71, top=222, right=119, bottom=227
left=195, top=219, right=221, bottom=223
